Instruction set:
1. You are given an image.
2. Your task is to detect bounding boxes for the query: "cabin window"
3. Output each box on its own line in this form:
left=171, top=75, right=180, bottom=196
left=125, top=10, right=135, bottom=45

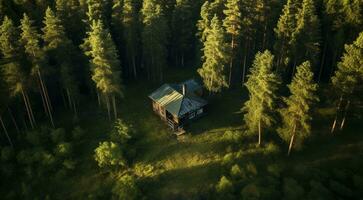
left=189, top=112, right=196, bottom=119
left=197, top=108, right=203, bottom=115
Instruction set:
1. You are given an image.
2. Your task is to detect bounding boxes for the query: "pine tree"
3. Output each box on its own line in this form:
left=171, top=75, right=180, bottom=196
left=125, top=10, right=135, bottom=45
left=82, top=20, right=122, bottom=120
left=242, top=50, right=281, bottom=146
left=274, top=0, right=299, bottom=74
left=86, top=0, right=108, bottom=25
left=43, top=7, right=80, bottom=118
left=330, top=32, right=363, bottom=133
left=223, top=0, right=242, bottom=86
left=293, top=0, right=321, bottom=71
left=122, top=0, right=139, bottom=78
left=141, top=0, right=168, bottom=82
left=20, top=13, right=55, bottom=127
left=171, top=0, right=194, bottom=67
left=196, top=1, right=212, bottom=44
left=278, top=61, right=318, bottom=156
left=0, top=16, right=36, bottom=129
left=198, top=15, right=229, bottom=94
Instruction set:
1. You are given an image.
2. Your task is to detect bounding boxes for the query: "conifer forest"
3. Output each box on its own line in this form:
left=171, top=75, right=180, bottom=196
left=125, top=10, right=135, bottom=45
left=0, top=0, right=362, bottom=199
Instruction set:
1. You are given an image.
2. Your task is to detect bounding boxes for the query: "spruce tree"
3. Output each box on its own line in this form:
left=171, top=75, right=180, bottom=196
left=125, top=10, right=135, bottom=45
left=278, top=61, right=318, bottom=156
left=223, top=0, right=242, bottom=86
left=122, top=0, right=139, bottom=78
left=0, top=16, right=36, bottom=129
left=196, top=1, right=212, bottom=44
left=274, top=0, right=299, bottom=73
left=330, top=32, right=363, bottom=132
left=141, top=0, right=168, bottom=82
left=20, top=13, right=55, bottom=127
left=82, top=20, right=122, bottom=120
left=242, top=50, right=280, bottom=146
left=293, top=0, right=321, bottom=70
left=198, top=15, right=229, bottom=94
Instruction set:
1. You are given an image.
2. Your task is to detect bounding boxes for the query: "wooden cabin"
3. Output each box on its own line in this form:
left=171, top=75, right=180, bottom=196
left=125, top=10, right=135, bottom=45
left=148, top=79, right=208, bottom=131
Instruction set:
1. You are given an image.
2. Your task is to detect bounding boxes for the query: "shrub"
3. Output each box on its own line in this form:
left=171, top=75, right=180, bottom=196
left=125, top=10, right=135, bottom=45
left=267, top=164, right=283, bottom=178
left=94, top=141, right=126, bottom=168
left=230, top=164, right=246, bottom=180
left=263, top=142, right=280, bottom=155
left=112, top=174, right=139, bottom=200
left=1, top=146, right=14, bottom=161
left=110, top=119, right=132, bottom=144
left=246, top=162, right=258, bottom=177
left=72, top=126, right=84, bottom=140
left=63, top=159, right=76, bottom=170
left=222, top=153, right=234, bottom=166
left=17, top=150, right=35, bottom=165
left=51, top=128, right=66, bottom=143
left=55, top=142, right=73, bottom=157
left=26, top=131, right=44, bottom=145
left=216, top=176, right=234, bottom=195
left=41, top=152, right=56, bottom=167
left=241, top=183, right=260, bottom=200
left=329, top=180, right=353, bottom=197
left=283, top=178, right=305, bottom=200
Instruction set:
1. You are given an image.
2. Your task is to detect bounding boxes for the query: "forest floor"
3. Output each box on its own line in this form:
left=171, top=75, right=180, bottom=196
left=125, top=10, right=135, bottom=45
left=53, top=68, right=363, bottom=199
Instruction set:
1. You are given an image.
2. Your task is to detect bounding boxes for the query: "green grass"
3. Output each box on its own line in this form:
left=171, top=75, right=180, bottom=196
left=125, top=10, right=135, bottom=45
left=45, top=68, right=363, bottom=199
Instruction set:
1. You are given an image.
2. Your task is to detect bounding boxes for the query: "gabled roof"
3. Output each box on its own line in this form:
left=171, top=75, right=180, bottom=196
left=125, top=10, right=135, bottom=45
left=149, top=79, right=207, bottom=117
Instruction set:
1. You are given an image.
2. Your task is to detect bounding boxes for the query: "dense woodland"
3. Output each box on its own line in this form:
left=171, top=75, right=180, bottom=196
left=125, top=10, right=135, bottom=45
left=0, top=0, right=362, bottom=199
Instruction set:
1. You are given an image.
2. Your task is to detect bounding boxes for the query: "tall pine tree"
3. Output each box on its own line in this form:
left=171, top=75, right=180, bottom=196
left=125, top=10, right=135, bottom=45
left=82, top=20, right=122, bottom=120
left=330, top=32, right=363, bottom=133
left=278, top=61, right=318, bottom=156
left=198, top=15, right=229, bottom=94
left=242, top=50, right=280, bottom=146
left=223, top=0, right=242, bottom=86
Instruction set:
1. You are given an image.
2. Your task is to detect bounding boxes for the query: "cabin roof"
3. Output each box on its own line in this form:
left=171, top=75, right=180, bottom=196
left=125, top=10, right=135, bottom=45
left=148, top=79, right=207, bottom=117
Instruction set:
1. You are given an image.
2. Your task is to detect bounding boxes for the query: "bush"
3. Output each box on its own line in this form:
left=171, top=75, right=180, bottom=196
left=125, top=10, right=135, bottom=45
left=41, top=152, right=56, bottom=167
left=222, top=153, right=234, bottom=166
left=1, top=146, right=14, bottom=161
left=63, top=159, right=76, bottom=170
left=230, top=164, right=246, bottom=180
left=267, top=164, right=283, bottom=178
left=246, top=162, right=258, bottom=177
left=263, top=142, right=280, bottom=155
left=329, top=180, right=353, bottom=197
left=51, top=128, right=66, bottom=143
left=26, top=131, right=44, bottom=146
left=94, top=141, right=126, bottom=168
left=110, top=119, right=132, bottom=144
left=112, top=174, right=139, bottom=200
left=17, top=150, right=35, bottom=165
left=283, top=178, right=305, bottom=200
left=216, top=176, right=234, bottom=195
left=72, top=126, right=84, bottom=140
left=55, top=142, right=73, bottom=157
left=241, top=183, right=260, bottom=200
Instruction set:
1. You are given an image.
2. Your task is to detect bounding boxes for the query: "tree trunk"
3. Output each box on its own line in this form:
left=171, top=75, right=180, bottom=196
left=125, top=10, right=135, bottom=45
left=132, top=56, right=137, bottom=78
left=105, top=94, right=111, bottom=121
left=97, top=91, right=101, bottom=107
left=38, top=70, right=54, bottom=127
left=25, top=91, right=37, bottom=127
left=38, top=79, right=49, bottom=116
left=229, top=36, right=234, bottom=87
left=66, top=88, right=73, bottom=109
left=331, top=95, right=343, bottom=133
left=340, top=100, right=350, bottom=130
left=242, top=42, right=249, bottom=84
left=112, top=95, right=117, bottom=120
left=287, top=124, right=297, bottom=156
left=318, top=41, right=327, bottom=83
left=0, top=115, right=13, bottom=147
left=258, top=119, right=261, bottom=146
left=8, top=108, right=20, bottom=134
left=181, top=53, right=185, bottom=67
left=21, top=89, right=34, bottom=129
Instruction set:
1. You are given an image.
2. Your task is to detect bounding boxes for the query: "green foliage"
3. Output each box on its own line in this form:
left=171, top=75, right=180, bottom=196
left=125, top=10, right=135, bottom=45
left=94, top=141, right=126, bottom=168
left=267, top=164, right=283, bottom=178
left=112, top=174, right=139, bottom=200
left=55, top=142, right=72, bottom=157
left=241, top=183, right=260, bottom=200
left=230, top=164, right=246, bottom=180
left=51, top=128, right=66, bottom=143
left=263, top=142, right=281, bottom=155
left=242, top=50, right=280, bottom=140
left=72, top=126, right=84, bottom=140
left=216, top=176, right=234, bottom=195
left=198, top=15, right=229, bottom=93
left=278, top=61, right=318, bottom=152
left=62, top=159, right=76, bottom=170
left=283, top=178, right=305, bottom=200
left=1, top=146, right=14, bottom=161
left=245, top=162, right=258, bottom=177
left=331, top=32, right=363, bottom=95
left=307, top=180, right=332, bottom=200
left=110, top=119, right=132, bottom=144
